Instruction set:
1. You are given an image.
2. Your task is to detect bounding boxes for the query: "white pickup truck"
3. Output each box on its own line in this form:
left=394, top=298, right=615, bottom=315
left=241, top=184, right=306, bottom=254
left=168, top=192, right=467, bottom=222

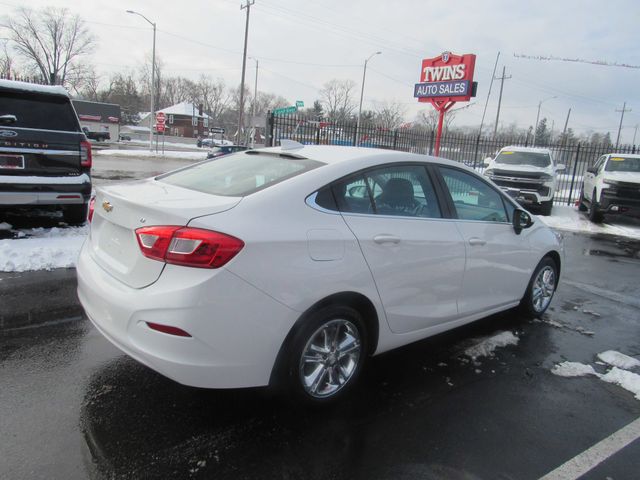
left=483, top=146, right=565, bottom=215
left=579, top=153, right=640, bottom=223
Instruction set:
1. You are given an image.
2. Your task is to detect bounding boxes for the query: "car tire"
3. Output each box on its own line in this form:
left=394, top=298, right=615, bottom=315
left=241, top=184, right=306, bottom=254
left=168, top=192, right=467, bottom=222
left=578, top=188, right=588, bottom=212
left=540, top=199, right=553, bottom=216
left=519, top=256, right=558, bottom=318
left=62, top=203, right=88, bottom=225
left=285, top=305, right=367, bottom=405
left=588, top=189, right=604, bottom=223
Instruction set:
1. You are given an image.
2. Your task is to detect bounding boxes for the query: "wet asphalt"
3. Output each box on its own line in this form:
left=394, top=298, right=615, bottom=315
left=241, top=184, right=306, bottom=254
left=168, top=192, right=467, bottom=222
left=2, top=215, right=640, bottom=477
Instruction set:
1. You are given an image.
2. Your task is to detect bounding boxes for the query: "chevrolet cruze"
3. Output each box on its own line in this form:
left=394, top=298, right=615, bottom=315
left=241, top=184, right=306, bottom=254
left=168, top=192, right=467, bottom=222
left=77, top=143, right=563, bottom=403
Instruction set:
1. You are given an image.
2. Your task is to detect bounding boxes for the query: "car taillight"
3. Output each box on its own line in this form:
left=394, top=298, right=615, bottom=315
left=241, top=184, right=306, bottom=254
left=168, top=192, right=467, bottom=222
left=80, top=140, right=92, bottom=168
left=135, top=226, right=244, bottom=269
left=88, top=197, right=96, bottom=222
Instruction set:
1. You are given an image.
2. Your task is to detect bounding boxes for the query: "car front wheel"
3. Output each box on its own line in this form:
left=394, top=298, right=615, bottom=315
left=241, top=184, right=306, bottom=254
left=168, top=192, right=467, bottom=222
left=588, top=189, right=604, bottom=223
left=287, top=305, right=367, bottom=404
left=520, top=257, right=558, bottom=317
left=578, top=188, right=588, bottom=212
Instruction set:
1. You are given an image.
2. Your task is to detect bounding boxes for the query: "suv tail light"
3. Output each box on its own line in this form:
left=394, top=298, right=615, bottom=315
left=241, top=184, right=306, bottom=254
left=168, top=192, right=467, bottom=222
left=80, top=140, right=92, bottom=168
left=135, top=226, right=244, bottom=269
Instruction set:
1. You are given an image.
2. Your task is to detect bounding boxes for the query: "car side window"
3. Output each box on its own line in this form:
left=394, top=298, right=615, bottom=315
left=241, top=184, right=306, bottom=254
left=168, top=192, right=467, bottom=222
left=440, top=167, right=508, bottom=223
left=332, top=174, right=373, bottom=214
left=364, top=165, right=441, bottom=218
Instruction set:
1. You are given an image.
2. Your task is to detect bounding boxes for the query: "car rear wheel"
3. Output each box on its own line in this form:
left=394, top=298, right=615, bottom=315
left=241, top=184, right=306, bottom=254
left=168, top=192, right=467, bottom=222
left=287, top=305, right=367, bottom=405
left=578, top=188, right=588, bottom=212
left=588, top=189, right=604, bottom=223
left=62, top=203, right=88, bottom=225
left=520, top=257, right=558, bottom=318
left=540, top=199, right=553, bottom=216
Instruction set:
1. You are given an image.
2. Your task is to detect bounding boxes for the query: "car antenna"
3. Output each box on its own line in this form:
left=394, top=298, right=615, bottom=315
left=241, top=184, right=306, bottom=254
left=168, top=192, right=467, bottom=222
left=280, top=139, right=304, bottom=151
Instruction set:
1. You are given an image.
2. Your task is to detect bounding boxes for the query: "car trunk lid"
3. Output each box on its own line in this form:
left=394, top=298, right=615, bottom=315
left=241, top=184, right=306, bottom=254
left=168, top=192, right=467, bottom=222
left=88, top=179, right=241, bottom=288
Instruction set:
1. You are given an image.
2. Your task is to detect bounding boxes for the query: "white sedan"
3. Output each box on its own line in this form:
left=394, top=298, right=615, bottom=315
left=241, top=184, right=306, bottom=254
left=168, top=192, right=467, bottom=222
left=77, top=143, right=563, bottom=404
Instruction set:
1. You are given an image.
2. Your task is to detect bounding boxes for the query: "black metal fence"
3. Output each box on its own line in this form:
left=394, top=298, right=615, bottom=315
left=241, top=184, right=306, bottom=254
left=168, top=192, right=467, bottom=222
left=267, top=112, right=638, bottom=206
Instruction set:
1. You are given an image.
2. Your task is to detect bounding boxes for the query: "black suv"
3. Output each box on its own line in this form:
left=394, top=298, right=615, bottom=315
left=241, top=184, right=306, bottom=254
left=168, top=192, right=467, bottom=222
left=0, top=80, right=91, bottom=225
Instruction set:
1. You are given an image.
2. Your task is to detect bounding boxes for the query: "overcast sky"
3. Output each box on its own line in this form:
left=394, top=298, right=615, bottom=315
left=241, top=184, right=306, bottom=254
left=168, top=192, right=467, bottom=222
left=2, top=0, right=639, bottom=142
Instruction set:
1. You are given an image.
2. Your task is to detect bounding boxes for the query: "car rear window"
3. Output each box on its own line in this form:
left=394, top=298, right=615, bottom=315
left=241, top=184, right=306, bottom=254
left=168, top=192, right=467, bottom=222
left=494, top=151, right=551, bottom=167
left=0, top=91, right=80, bottom=132
left=158, top=152, right=325, bottom=196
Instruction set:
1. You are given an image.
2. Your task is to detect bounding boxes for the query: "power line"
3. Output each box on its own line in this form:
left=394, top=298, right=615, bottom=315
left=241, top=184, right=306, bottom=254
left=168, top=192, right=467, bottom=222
left=514, top=53, right=640, bottom=70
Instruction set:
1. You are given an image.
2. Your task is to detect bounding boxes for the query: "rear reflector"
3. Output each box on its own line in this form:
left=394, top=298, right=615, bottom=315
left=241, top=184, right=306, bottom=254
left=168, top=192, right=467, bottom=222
left=135, top=226, right=244, bottom=268
left=88, top=197, right=96, bottom=222
left=80, top=140, right=92, bottom=168
left=146, top=322, right=192, bottom=337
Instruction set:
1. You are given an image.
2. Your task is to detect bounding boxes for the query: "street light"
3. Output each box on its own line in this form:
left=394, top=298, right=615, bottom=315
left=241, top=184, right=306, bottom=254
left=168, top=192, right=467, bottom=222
left=533, top=96, right=557, bottom=145
left=356, top=51, right=381, bottom=146
left=249, top=57, right=258, bottom=148
left=127, top=10, right=156, bottom=152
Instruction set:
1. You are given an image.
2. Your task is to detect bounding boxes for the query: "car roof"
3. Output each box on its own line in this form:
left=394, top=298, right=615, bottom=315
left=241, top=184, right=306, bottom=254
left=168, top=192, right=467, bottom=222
left=0, top=79, right=70, bottom=97
left=498, top=146, right=552, bottom=154
left=605, top=153, right=640, bottom=159
left=255, top=144, right=466, bottom=169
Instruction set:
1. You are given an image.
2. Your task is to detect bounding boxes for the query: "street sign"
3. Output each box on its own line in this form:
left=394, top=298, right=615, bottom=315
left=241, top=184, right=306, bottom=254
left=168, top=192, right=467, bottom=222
left=210, top=127, right=225, bottom=134
left=156, top=112, right=166, bottom=124
left=296, top=100, right=304, bottom=108
left=155, top=123, right=166, bottom=133
left=273, top=106, right=297, bottom=116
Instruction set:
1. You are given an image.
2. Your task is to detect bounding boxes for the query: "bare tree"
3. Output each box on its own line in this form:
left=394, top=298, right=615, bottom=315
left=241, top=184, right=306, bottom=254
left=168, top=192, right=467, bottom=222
left=2, top=7, right=95, bottom=86
left=196, top=76, right=231, bottom=124
left=374, top=101, right=406, bottom=130
left=0, top=45, right=15, bottom=78
left=319, top=79, right=357, bottom=122
left=416, top=108, right=456, bottom=133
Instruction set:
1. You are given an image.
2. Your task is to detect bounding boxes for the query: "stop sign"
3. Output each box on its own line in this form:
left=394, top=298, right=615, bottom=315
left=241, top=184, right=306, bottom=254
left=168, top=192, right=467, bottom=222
left=155, top=123, right=166, bottom=133
left=156, top=112, right=166, bottom=124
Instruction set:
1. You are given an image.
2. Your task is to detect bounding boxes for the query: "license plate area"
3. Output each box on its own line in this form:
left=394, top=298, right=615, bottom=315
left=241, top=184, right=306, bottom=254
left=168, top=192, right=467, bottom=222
left=0, top=155, right=25, bottom=170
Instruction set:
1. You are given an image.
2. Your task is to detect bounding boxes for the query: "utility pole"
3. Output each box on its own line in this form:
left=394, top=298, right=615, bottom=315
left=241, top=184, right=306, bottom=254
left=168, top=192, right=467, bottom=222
left=250, top=57, right=258, bottom=147
left=493, top=66, right=511, bottom=138
left=562, top=108, right=571, bottom=135
left=615, top=102, right=631, bottom=149
left=356, top=51, right=381, bottom=146
left=237, top=0, right=255, bottom=146
left=633, top=124, right=638, bottom=146
left=478, top=51, right=500, bottom=138
left=533, top=96, right=556, bottom=145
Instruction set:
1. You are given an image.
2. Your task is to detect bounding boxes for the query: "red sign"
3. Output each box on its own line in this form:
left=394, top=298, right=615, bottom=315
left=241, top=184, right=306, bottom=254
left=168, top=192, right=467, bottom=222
left=415, top=52, right=476, bottom=103
left=155, top=123, right=166, bottom=133
left=155, top=112, right=166, bottom=124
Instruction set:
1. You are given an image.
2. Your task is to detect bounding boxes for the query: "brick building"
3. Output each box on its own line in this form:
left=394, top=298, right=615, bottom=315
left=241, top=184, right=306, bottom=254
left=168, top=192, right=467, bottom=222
left=139, top=102, right=212, bottom=138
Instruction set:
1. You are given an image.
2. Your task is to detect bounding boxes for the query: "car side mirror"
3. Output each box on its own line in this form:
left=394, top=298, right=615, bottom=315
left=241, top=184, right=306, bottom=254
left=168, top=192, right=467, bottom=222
left=586, top=167, right=597, bottom=174
left=483, top=157, right=492, bottom=166
left=555, top=164, right=566, bottom=172
left=513, top=208, right=534, bottom=235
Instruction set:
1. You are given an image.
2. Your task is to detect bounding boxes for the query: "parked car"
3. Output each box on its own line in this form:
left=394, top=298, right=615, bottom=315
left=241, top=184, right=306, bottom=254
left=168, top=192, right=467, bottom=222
left=82, top=126, right=110, bottom=142
left=77, top=143, right=563, bottom=404
left=0, top=79, right=92, bottom=225
left=118, top=134, right=132, bottom=142
left=206, top=145, right=249, bottom=159
left=579, top=153, right=640, bottom=223
left=483, top=146, right=565, bottom=215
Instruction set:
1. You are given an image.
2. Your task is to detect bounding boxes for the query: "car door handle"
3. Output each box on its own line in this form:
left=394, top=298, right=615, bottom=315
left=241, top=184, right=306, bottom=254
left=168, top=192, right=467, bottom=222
left=374, top=234, right=401, bottom=244
left=468, top=237, right=486, bottom=246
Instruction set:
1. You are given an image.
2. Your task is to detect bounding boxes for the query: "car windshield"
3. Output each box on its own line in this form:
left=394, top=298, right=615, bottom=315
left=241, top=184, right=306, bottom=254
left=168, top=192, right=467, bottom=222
left=158, top=152, right=324, bottom=196
left=494, top=151, right=551, bottom=167
left=605, top=156, right=640, bottom=172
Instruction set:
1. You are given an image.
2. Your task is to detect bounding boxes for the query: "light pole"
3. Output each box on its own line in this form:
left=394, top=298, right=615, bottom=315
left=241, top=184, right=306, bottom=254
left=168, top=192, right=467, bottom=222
left=249, top=56, right=258, bottom=147
left=127, top=10, right=156, bottom=152
left=356, top=51, right=381, bottom=146
left=533, top=96, right=557, bottom=145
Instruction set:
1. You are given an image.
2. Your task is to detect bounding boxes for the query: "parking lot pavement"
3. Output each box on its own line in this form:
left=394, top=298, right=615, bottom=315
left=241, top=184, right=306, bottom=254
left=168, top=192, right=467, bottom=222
left=1, top=232, right=639, bottom=479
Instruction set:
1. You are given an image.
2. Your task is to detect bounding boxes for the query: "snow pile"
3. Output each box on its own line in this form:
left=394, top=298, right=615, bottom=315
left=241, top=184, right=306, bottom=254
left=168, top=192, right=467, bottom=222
left=552, top=350, right=640, bottom=401
left=601, top=367, right=640, bottom=400
left=97, top=150, right=207, bottom=161
left=539, top=205, right=640, bottom=239
left=551, top=361, right=598, bottom=378
left=464, top=331, right=519, bottom=360
left=0, top=222, right=12, bottom=230
left=597, top=351, right=640, bottom=370
left=0, top=225, right=88, bottom=272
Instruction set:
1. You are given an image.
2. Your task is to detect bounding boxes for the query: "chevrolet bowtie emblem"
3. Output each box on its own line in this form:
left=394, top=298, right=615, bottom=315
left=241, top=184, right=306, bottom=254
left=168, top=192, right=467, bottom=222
left=102, top=200, right=113, bottom=212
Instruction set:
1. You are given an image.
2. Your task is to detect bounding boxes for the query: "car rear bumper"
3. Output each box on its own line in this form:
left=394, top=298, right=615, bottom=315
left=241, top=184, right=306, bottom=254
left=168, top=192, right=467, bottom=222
left=76, top=242, right=298, bottom=389
left=0, top=174, right=91, bottom=205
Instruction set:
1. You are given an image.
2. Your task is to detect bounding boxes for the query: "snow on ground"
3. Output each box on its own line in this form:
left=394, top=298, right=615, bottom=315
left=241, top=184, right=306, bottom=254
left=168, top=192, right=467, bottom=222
left=597, top=351, right=640, bottom=370
left=96, top=149, right=208, bottom=161
left=0, top=225, right=88, bottom=272
left=540, top=205, right=640, bottom=239
left=551, top=361, right=599, bottom=378
left=551, top=350, right=640, bottom=401
left=119, top=139, right=202, bottom=150
left=463, top=331, right=519, bottom=360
